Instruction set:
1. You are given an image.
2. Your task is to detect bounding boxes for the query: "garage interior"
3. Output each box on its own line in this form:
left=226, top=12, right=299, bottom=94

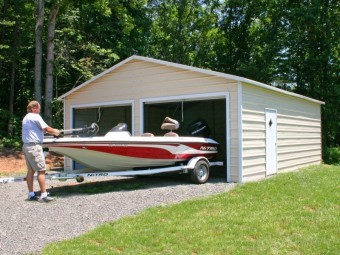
left=73, top=105, right=132, bottom=135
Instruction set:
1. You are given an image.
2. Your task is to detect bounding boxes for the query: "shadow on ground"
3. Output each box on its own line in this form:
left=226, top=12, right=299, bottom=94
left=45, top=174, right=226, bottom=197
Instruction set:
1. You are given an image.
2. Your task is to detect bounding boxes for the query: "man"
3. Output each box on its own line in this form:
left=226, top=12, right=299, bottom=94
left=22, top=101, right=60, bottom=202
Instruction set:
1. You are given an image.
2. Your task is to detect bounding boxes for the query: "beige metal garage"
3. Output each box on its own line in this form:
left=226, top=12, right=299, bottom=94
left=58, top=55, right=324, bottom=183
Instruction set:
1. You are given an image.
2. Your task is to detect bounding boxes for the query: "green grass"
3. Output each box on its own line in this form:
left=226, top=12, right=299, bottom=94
left=41, top=164, right=340, bottom=255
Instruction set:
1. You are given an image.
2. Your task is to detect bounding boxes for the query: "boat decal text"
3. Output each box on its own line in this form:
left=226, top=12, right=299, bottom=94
left=86, top=173, right=109, bottom=177
left=200, top=146, right=218, bottom=151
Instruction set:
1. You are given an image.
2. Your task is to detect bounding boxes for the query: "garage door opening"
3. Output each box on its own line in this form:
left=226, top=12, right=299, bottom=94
left=143, top=98, right=226, bottom=178
left=73, top=105, right=132, bottom=135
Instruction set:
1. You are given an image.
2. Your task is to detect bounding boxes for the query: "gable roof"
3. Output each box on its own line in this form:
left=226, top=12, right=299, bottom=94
left=58, top=55, right=324, bottom=105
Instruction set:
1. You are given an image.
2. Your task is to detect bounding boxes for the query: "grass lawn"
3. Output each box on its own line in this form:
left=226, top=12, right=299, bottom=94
left=41, top=164, right=339, bottom=255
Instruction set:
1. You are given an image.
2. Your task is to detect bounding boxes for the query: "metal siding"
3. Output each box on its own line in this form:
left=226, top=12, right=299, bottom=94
left=277, top=112, right=321, bottom=171
left=65, top=61, right=236, bottom=103
left=242, top=83, right=322, bottom=181
left=242, top=108, right=266, bottom=178
left=63, top=60, right=240, bottom=180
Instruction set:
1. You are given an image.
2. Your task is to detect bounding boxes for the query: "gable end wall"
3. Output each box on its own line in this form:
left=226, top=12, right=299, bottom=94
left=63, top=59, right=241, bottom=181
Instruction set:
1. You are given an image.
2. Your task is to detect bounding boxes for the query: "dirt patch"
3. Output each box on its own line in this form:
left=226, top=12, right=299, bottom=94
left=0, top=148, right=63, bottom=175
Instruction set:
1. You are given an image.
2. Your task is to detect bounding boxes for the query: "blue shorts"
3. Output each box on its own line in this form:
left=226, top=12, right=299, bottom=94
left=22, top=143, right=46, bottom=172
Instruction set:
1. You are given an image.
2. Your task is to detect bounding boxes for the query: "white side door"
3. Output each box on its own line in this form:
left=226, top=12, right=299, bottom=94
left=265, top=109, right=277, bottom=175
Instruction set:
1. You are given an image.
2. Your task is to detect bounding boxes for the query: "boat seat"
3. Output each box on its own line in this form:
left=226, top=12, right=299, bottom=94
left=161, top=117, right=179, bottom=131
left=141, top=132, right=154, bottom=137
left=164, top=132, right=179, bottom=137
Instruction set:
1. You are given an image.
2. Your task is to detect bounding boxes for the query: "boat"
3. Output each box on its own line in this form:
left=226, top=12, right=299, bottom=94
left=43, top=117, right=219, bottom=172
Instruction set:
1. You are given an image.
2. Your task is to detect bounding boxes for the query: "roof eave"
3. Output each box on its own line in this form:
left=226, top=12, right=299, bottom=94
left=58, top=55, right=325, bottom=105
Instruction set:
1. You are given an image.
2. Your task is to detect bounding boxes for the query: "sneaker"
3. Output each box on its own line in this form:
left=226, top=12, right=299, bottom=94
left=38, top=196, right=55, bottom=203
left=27, top=192, right=39, bottom=201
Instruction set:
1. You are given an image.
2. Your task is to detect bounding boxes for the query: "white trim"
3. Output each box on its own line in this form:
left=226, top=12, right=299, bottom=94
left=237, top=82, right=243, bottom=183
left=70, top=100, right=133, bottom=109
left=226, top=92, right=231, bottom=182
left=63, top=98, right=66, bottom=129
left=142, top=92, right=228, bottom=105
left=139, top=99, right=144, bottom=136
left=58, top=55, right=324, bottom=105
left=139, top=91, right=231, bottom=182
left=62, top=98, right=67, bottom=171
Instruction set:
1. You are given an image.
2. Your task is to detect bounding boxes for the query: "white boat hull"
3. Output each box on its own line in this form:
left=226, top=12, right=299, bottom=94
left=44, top=136, right=219, bottom=171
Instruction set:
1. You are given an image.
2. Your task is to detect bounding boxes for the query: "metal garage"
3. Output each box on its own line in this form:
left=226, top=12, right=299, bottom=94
left=58, top=55, right=323, bottom=182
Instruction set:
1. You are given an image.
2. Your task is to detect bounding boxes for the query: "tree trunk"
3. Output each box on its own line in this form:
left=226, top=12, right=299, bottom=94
left=8, top=7, right=20, bottom=136
left=44, top=4, right=59, bottom=125
left=34, top=0, right=44, bottom=102
left=0, top=0, right=10, bottom=86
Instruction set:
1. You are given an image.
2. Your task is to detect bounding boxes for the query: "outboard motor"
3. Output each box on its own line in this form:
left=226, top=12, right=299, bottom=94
left=110, top=123, right=128, bottom=132
left=187, top=119, right=211, bottom=138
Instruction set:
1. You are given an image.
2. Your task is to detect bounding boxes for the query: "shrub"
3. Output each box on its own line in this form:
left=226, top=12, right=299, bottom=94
left=323, top=147, right=340, bottom=165
left=0, top=137, right=22, bottom=150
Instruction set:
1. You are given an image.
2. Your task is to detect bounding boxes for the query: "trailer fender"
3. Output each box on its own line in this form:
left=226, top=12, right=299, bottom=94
left=186, top=157, right=210, bottom=170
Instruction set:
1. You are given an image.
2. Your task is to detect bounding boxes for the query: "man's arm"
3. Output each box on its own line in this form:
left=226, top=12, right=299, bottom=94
left=44, top=127, right=60, bottom=137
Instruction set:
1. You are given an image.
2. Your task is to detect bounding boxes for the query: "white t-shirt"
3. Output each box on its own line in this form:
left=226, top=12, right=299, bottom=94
left=22, top=113, right=49, bottom=143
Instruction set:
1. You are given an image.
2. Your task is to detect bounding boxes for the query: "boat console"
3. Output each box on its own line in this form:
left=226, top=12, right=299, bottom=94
left=109, top=123, right=128, bottom=132
left=104, top=123, right=131, bottom=138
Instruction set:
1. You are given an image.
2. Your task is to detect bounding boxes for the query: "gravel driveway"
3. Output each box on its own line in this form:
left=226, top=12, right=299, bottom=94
left=0, top=175, right=235, bottom=255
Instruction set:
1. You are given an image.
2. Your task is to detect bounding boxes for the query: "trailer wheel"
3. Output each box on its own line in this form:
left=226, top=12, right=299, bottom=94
left=190, top=160, right=209, bottom=184
left=76, top=176, right=84, bottom=183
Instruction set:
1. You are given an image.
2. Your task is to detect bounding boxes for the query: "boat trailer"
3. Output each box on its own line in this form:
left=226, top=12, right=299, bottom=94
left=0, top=157, right=223, bottom=185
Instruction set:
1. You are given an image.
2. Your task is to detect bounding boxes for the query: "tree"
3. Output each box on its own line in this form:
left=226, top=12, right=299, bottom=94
left=281, top=0, right=339, bottom=147
left=215, top=0, right=284, bottom=83
left=0, top=0, right=35, bottom=136
left=44, top=2, right=59, bottom=124
left=146, top=0, right=221, bottom=66
left=53, top=0, right=150, bottom=93
left=34, top=0, right=44, bottom=103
